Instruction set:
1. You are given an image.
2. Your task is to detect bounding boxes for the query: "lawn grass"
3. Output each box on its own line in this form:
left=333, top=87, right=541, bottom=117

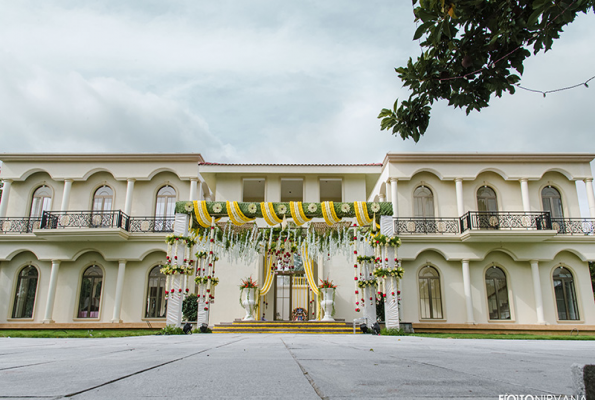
left=0, top=329, right=161, bottom=338
left=410, top=332, right=595, bottom=340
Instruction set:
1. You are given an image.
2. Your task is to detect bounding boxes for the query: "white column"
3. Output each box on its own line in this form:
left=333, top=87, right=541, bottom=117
left=584, top=179, right=595, bottom=218
left=0, top=179, right=13, bottom=218
left=461, top=260, right=474, bottom=324
left=390, top=178, right=398, bottom=218
left=520, top=178, right=530, bottom=212
left=60, top=179, right=73, bottom=211
left=124, top=179, right=135, bottom=215
left=189, top=178, right=198, bottom=201
left=112, top=260, right=127, bottom=323
left=43, top=260, right=61, bottom=323
left=379, top=193, right=386, bottom=202
left=455, top=178, right=464, bottom=216
left=530, top=260, right=545, bottom=324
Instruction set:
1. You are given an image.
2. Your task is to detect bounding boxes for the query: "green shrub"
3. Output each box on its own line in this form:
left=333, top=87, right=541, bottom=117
left=160, top=325, right=185, bottom=335
left=380, top=327, right=406, bottom=336
left=182, top=294, right=198, bottom=322
left=192, top=327, right=212, bottom=334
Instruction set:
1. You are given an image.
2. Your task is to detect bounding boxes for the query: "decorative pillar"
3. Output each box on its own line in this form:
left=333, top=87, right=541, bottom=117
left=584, top=178, right=595, bottom=218
left=60, top=179, right=73, bottom=212
left=379, top=193, right=386, bottom=202
left=530, top=260, right=545, bottom=324
left=520, top=178, right=530, bottom=213
left=0, top=179, right=13, bottom=218
left=112, top=260, right=127, bottom=323
left=43, top=260, right=61, bottom=323
left=124, top=179, right=135, bottom=216
left=461, top=259, right=474, bottom=324
left=455, top=178, right=464, bottom=216
left=166, top=213, right=190, bottom=327
left=189, top=178, right=198, bottom=201
left=390, top=178, right=398, bottom=218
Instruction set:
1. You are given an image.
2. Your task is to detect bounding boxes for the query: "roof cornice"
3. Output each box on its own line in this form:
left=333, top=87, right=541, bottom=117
left=382, top=153, right=595, bottom=166
left=0, top=153, right=205, bottom=163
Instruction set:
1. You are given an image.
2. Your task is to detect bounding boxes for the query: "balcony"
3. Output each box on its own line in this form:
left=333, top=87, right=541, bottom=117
left=394, top=217, right=460, bottom=235
left=0, top=217, right=42, bottom=234
left=393, top=212, right=595, bottom=241
left=0, top=211, right=174, bottom=240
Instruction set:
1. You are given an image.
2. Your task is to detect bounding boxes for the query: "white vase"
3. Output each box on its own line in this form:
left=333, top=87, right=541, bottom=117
left=320, top=288, right=335, bottom=322
left=241, top=287, right=257, bottom=321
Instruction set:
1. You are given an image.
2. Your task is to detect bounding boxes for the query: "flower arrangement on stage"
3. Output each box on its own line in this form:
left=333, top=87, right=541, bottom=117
left=318, top=278, right=337, bottom=289
left=240, top=276, right=258, bottom=289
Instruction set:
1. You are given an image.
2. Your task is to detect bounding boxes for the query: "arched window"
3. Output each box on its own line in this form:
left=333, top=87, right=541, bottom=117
left=418, top=266, right=443, bottom=319
left=146, top=266, right=167, bottom=318
left=93, top=185, right=113, bottom=212
left=12, top=266, right=39, bottom=318
left=542, top=186, right=563, bottom=219
left=155, top=186, right=176, bottom=218
left=477, top=186, right=498, bottom=212
left=77, top=266, right=103, bottom=318
left=553, top=266, right=579, bottom=320
left=30, top=186, right=52, bottom=218
left=485, top=266, right=510, bottom=320
left=414, top=186, right=435, bottom=218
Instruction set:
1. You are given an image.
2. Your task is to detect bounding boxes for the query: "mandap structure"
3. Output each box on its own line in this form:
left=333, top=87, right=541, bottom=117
left=163, top=200, right=403, bottom=329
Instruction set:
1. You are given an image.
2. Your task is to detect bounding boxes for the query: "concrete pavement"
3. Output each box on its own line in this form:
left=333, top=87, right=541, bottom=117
left=1, top=334, right=593, bottom=399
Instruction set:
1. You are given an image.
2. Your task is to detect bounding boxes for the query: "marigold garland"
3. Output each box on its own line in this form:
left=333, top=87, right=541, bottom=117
left=321, top=201, right=341, bottom=226
left=261, top=202, right=283, bottom=226
left=227, top=201, right=255, bottom=226
left=290, top=201, right=312, bottom=226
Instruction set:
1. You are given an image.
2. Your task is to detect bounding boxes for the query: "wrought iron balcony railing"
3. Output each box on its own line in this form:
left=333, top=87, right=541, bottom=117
left=550, top=218, right=595, bottom=235
left=460, top=211, right=551, bottom=231
left=394, top=217, right=460, bottom=234
left=0, top=217, right=42, bottom=234
left=128, top=216, right=175, bottom=233
left=41, top=211, right=130, bottom=230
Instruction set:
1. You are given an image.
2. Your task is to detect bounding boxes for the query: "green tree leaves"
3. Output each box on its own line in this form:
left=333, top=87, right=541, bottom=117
left=380, top=0, right=595, bottom=142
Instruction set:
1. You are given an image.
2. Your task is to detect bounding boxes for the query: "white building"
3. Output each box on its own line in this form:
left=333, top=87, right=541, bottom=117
left=1, top=153, right=594, bottom=333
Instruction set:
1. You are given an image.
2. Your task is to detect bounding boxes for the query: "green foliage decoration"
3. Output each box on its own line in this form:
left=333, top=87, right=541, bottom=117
left=182, top=294, right=198, bottom=322
left=379, top=0, right=595, bottom=142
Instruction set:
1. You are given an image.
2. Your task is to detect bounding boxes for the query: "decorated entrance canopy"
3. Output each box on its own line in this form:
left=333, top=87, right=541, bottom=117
left=164, top=200, right=402, bottom=329
left=175, top=201, right=393, bottom=229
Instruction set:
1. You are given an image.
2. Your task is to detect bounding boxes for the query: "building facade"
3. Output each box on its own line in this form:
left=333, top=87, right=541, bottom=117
left=1, top=153, right=594, bottom=332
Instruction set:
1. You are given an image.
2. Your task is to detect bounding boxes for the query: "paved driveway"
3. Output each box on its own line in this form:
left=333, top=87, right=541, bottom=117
left=1, top=334, right=592, bottom=399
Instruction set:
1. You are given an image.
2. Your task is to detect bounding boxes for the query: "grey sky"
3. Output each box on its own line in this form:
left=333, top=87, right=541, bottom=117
left=0, top=1, right=593, bottom=166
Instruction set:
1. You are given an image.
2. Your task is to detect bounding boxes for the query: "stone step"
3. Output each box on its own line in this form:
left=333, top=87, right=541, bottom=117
left=212, top=320, right=359, bottom=334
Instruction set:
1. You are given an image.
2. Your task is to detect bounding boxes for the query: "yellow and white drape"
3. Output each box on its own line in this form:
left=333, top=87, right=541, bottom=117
left=289, top=201, right=312, bottom=226
left=194, top=201, right=221, bottom=228
left=321, top=201, right=341, bottom=226
left=354, top=201, right=373, bottom=227
left=260, top=202, right=283, bottom=226
left=226, top=201, right=255, bottom=226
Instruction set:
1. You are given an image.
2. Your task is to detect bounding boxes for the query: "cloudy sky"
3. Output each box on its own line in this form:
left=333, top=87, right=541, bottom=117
left=0, top=1, right=593, bottom=165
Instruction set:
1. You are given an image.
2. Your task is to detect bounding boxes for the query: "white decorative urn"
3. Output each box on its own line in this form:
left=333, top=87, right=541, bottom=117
left=320, top=287, right=336, bottom=322
left=241, top=287, right=257, bottom=321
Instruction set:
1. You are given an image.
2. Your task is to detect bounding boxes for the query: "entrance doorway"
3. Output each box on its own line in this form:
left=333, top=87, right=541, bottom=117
left=274, top=273, right=311, bottom=321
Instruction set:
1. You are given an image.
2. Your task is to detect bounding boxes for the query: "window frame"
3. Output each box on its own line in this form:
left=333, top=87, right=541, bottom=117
left=319, top=178, right=343, bottom=203
left=417, top=265, right=444, bottom=320
left=484, top=265, right=512, bottom=321
left=75, top=265, right=105, bottom=320
left=413, top=185, right=435, bottom=218
left=144, top=264, right=168, bottom=319
left=10, top=264, right=40, bottom=320
left=92, top=185, right=114, bottom=213
left=552, top=265, right=581, bottom=322
left=30, top=185, right=53, bottom=218
left=242, top=178, right=266, bottom=203
left=476, top=185, right=499, bottom=212
left=155, top=185, right=177, bottom=218
left=541, top=185, right=564, bottom=219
